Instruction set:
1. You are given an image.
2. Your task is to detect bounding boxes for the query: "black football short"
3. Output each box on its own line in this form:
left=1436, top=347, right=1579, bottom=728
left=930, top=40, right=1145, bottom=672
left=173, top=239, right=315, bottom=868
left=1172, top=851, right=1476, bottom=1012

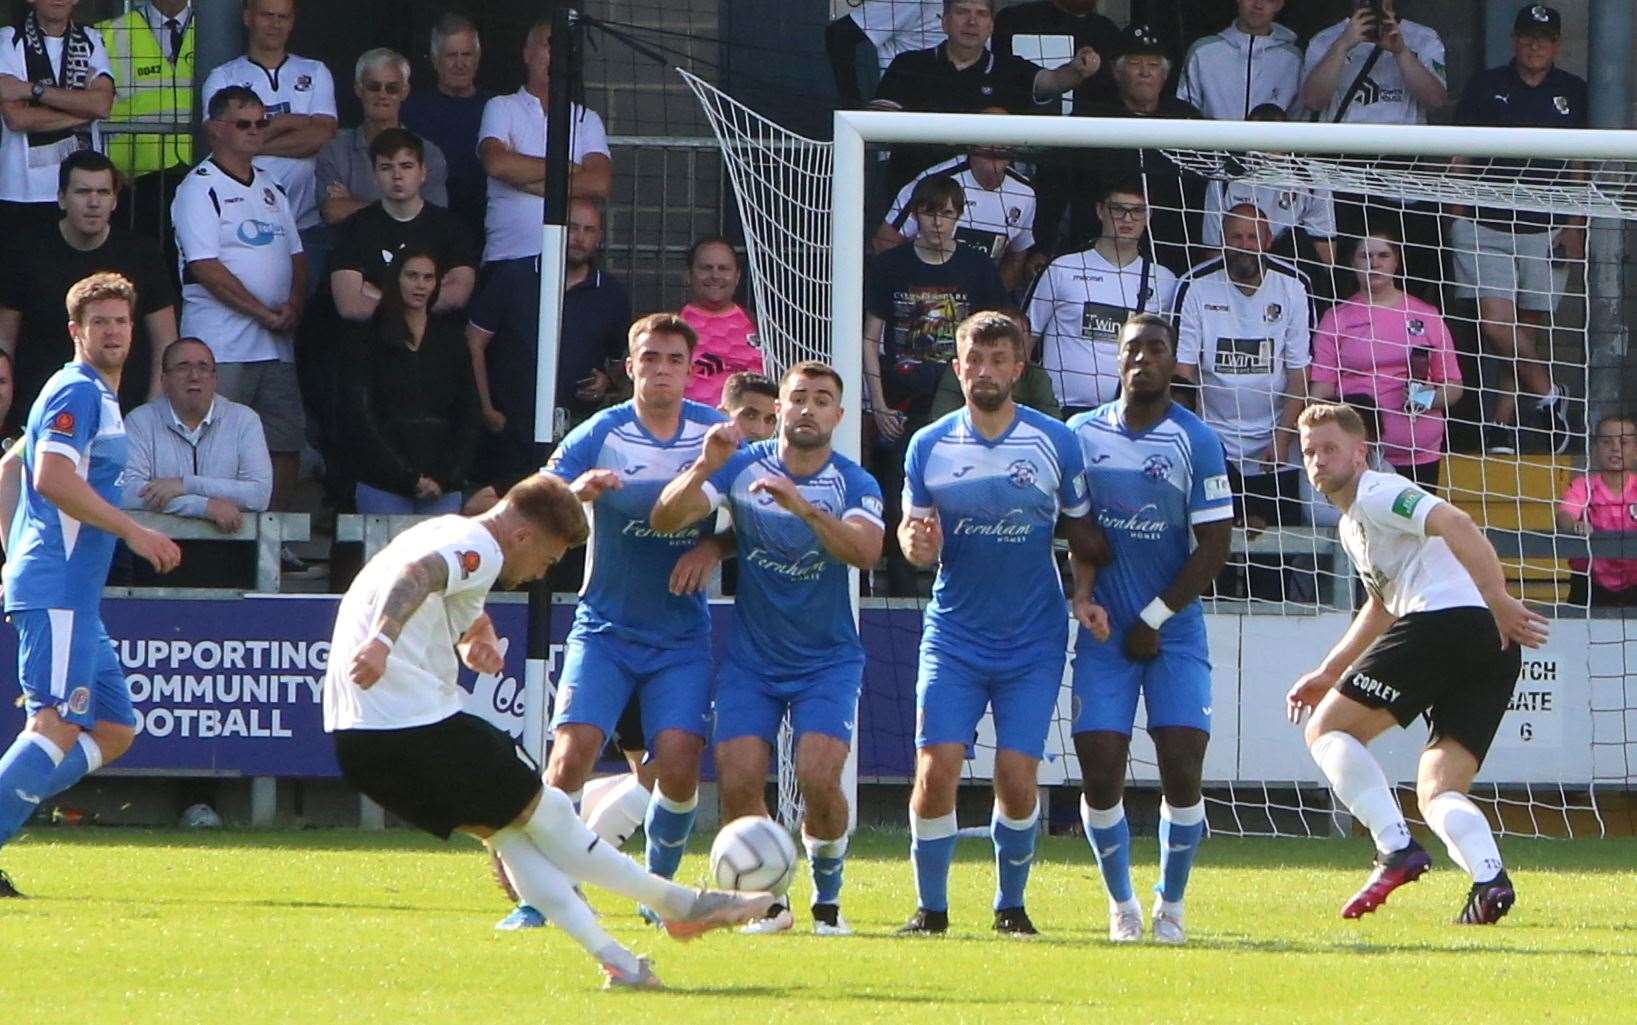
left=611, top=696, right=646, bottom=754
left=333, top=712, right=542, bottom=839
left=1338, top=607, right=1521, bottom=765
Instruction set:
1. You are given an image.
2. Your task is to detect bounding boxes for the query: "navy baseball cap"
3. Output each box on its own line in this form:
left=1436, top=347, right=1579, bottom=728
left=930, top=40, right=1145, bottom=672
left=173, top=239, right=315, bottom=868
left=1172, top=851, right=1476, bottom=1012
left=1115, top=23, right=1169, bottom=59
left=1514, top=4, right=1562, bottom=37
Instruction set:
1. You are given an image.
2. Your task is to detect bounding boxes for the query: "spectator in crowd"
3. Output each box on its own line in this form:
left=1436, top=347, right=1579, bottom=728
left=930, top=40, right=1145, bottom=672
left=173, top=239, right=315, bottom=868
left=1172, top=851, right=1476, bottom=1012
left=870, top=0, right=1101, bottom=190
left=317, top=48, right=448, bottom=227
left=875, top=135, right=1036, bottom=291
left=479, top=17, right=612, bottom=268
left=201, top=0, right=338, bottom=273
left=1559, top=414, right=1637, bottom=607
left=826, top=0, right=944, bottom=109
left=1176, top=203, right=1312, bottom=533
left=1200, top=103, right=1336, bottom=270
left=97, top=0, right=194, bottom=242
left=992, top=0, right=1119, bottom=114
left=864, top=174, right=1006, bottom=593
left=680, top=237, right=762, bottom=407
left=121, top=337, right=272, bottom=531
left=1449, top=3, right=1584, bottom=456
left=467, top=196, right=629, bottom=497
left=329, top=128, right=475, bottom=321
left=0, top=151, right=177, bottom=423
left=0, top=0, right=115, bottom=240
left=402, top=12, right=491, bottom=244
left=1299, top=0, right=1447, bottom=291
left=1025, top=179, right=1177, bottom=416
left=1310, top=232, right=1462, bottom=489
left=929, top=307, right=1059, bottom=419
left=172, top=84, right=306, bottom=548
left=342, top=249, right=478, bottom=515
left=1037, top=24, right=1203, bottom=272
left=1177, top=0, right=1301, bottom=121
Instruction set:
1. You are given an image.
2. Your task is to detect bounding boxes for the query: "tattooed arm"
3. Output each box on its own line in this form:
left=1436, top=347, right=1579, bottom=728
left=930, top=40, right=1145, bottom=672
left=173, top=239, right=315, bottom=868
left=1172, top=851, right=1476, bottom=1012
left=349, top=552, right=451, bottom=688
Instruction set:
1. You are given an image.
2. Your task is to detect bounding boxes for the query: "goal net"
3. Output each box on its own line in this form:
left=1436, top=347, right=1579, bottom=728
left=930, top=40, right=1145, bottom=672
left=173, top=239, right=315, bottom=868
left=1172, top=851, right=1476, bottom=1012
left=685, top=71, right=1637, bottom=839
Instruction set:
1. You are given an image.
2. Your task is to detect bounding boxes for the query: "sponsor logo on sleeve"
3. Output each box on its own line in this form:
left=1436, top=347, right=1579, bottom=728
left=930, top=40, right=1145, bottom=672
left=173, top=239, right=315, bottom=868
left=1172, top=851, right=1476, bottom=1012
left=1204, top=474, right=1232, bottom=501
left=1391, top=488, right=1425, bottom=519
left=48, top=411, right=76, bottom=436
left=457, top=550, right=481, bottom=579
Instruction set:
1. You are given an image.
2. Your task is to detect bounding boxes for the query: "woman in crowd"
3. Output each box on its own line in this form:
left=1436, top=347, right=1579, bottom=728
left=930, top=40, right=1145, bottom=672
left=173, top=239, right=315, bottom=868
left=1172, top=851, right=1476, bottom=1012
left=1310, top=231, right=1462, bottom=488
left=343, top=249, right=479, bottom=514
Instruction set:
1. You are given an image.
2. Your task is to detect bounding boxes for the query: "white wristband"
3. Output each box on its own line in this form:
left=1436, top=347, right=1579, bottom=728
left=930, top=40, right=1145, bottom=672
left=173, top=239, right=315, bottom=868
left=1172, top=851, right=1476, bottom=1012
left=369, top=632, right=395, bottom=652
left=1139, top=598, right=1174, bottom=631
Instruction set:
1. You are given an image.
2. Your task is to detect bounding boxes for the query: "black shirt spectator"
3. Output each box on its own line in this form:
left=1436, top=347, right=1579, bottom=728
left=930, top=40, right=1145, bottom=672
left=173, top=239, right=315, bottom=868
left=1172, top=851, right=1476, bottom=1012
left=401, top=13, right=492, bottom=244
left=1454, top=60, right=1587, bottom=232
left=993, top=0, right=1119, bottom=113
left=330, top=203, right=478, bottom=306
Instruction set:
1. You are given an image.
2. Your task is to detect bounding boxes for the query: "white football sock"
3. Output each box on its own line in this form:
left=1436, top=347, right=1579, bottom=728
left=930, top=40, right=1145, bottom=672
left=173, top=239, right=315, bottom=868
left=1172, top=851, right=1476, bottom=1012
left=1310, top=731, right=1411, bottom=855
left=1423, top=791, right=1504, bottom=884
left=518, top=785, right=695, bottom=919
left=489, top=829, right=636, bottom=972
left=582, top=774, right=651, bottom=848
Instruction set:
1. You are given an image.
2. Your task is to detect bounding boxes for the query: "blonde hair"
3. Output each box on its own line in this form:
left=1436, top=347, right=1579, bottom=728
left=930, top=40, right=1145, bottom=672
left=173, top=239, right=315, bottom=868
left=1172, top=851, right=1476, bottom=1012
left=1298, top=402, right=1368, bottom=437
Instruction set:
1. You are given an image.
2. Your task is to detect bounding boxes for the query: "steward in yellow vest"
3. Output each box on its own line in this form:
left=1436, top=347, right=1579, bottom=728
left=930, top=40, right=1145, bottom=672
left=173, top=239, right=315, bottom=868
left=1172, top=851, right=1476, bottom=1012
left=98, top=3, right=194, bottom=177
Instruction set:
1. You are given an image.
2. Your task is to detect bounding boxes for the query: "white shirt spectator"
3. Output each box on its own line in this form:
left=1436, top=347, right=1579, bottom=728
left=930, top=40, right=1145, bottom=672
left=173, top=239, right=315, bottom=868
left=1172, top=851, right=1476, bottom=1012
left=883, top=154, right=1037, bottom=264
left=1302, top=17, right=1446, bottom=125
left=322, top=515, right=503, bottom=731
left=0, top=23, right=113, bottom=203
left=478, top=89, right=610, bottom=263
left=1177, top=21, right=1302, bottom=120
left=171, top=160, right=304, bottom=363
left=120, top=395, right=273, bottom=519
left=1201, top=178, right=1336, bottom=249
left=850, top=0, right=945, bottom=74
left=1175, top=256, right=1312, bottom=467
left=201, top=54, right=337, bottom=229
left=1339, top=469, right=1483, bottom=616
left=1025, top=246, right=1178, bottom=410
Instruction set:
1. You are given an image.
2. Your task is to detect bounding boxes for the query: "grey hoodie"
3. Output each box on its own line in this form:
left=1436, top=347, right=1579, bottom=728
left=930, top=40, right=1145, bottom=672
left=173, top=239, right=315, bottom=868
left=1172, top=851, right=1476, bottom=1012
left=1178, top=21, right=1303, bottom=120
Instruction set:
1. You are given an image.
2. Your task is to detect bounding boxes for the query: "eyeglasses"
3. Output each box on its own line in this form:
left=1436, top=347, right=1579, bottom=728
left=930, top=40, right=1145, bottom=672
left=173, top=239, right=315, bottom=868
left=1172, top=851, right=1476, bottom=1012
left=1104, top=202, right=1149, bottom=221
left=220, top=117, right=271, bottom=131
left=362, top=80, right=405, bottom=95
left=165, top=361, right=216, bottom=376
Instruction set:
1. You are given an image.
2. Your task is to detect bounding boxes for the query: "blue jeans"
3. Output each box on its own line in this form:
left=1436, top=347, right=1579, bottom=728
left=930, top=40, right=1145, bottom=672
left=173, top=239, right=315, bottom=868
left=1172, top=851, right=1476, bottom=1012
left=355, top=482, right=463, bottom=515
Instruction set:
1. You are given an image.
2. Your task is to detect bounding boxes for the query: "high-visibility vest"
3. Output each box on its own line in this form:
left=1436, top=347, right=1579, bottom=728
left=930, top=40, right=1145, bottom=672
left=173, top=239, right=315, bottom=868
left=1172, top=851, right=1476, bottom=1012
left=99, top=8, right=194, bottom=176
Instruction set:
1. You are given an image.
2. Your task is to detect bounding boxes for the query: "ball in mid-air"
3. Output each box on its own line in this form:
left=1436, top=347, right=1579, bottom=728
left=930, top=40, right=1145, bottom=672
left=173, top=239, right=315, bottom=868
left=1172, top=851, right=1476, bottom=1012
left=709, top=815, right=797, bottom=895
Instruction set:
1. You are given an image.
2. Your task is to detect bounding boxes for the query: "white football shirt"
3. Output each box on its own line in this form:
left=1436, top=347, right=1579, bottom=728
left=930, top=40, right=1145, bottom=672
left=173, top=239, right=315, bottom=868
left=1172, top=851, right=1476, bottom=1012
left=1338, top=469, right=1484, bottom=617
left=1175, top=258, right=1312, bottom=466
left=849, top=0, right=945, bottom=73
left=323, top=516, right=505, bottom=731
left=478, top=89, right=610, bottom=263
left=884, top=155, right=1036, bottom=263
left=1302, top=18, right=1446, bottom=125
left=0, top=25, right=113, bottom=203
left=1025, top=246, right=1178, bottom=409
left=171, top=159, right=304, bottom=363
left=200, top=54, right=338, bottom=229
left=1201, top=178, right=1336, bottom=249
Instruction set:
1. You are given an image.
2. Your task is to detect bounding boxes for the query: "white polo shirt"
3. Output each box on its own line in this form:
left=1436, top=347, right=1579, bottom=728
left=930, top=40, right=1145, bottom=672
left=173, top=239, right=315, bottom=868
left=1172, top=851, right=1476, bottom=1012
left=323, top=515, right=504, bottom=732
left=0, top=25, right=113, bottom=203
left=1025, top=245, right=1177, bottom=410
left=1174, top=257, right=1312, bottom=467
left=200, top=54, right=337, bottom=230
left=171, top=159, right=303, bottom=364
left=884, top=155, right=1037, bottom=264
left=478, top=88, right=610, bottom=263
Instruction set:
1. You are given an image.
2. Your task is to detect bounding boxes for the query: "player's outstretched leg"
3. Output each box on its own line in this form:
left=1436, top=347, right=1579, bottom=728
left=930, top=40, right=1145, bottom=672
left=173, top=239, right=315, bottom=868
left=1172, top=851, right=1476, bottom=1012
left=1418, top=741, right=1514, bottom=925
left=1310, top=729, right=1428, bottom=919
left=494, top=784, right=586, bottom=931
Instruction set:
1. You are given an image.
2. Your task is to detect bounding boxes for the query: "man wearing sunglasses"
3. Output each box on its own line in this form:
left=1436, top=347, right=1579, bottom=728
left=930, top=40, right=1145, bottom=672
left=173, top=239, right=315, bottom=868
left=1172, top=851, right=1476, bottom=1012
left=317, top=47, right=448, bottom=228
left=170, top=84, right=307, bottom=550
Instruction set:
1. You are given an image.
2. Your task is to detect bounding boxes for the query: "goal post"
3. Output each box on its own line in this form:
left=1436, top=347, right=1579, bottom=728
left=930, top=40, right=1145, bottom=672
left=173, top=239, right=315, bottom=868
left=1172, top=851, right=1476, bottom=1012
left=691, top=69, right=1637, bottom=839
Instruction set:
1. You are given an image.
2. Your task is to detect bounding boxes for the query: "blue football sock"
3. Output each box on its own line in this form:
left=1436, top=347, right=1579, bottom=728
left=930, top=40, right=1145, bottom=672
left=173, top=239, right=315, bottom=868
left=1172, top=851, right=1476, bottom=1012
left=804, top=833, right=847, bottom=906
left=44, top=734, right=100, bottom=799
left=910, top=811, right=957, bottom=913
left=1080, top=795, right=1134, bottom=904
left=1157, top=799, right=1207, bottom=904
left=991, top=802, right=1039, bottom=911
left=0, top=734, right=65, bottom=846
left=643, top=789, right=697, bottom=880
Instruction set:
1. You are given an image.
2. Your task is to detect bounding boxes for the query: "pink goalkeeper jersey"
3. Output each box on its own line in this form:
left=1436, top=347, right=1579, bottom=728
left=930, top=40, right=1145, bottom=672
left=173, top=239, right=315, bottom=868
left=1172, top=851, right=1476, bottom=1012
left=1559, top=473, right=1637, bottom=591
left=1312, top=294, right=1459, bottom=468
left=681, top=303, right=763, bottom=405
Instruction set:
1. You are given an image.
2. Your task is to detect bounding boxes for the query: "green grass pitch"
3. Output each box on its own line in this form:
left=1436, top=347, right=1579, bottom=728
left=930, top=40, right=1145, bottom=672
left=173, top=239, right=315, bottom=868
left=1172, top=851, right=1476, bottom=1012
left=1, top=828, right=1632, bottom=1023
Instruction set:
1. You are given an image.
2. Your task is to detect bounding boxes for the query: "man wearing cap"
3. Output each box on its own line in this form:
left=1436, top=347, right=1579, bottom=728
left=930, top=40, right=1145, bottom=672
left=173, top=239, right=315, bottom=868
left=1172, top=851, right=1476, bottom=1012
left=1448, top=3, right=1585, bottom=456
left=1035, top=24, right=1203, bottom=274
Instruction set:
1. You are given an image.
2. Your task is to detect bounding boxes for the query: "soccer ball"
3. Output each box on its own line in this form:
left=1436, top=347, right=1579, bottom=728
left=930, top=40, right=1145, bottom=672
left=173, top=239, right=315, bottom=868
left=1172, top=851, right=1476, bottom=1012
left=180, top=803, right=222, bottom=829
left=709, top=815, right=797, bottom=895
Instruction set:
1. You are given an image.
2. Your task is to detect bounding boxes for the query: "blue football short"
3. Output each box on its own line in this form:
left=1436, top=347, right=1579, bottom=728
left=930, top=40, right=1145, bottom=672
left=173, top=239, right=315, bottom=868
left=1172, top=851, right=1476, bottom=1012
left=712, top=655, right=864, bottom=747
left=10, top=608, right=134, bottom=729
left=1071, top=623, right=1213, bottom=735
left=915, top=639, right=1065, bottom=760
left=551, top=629, right=712, bottom=748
